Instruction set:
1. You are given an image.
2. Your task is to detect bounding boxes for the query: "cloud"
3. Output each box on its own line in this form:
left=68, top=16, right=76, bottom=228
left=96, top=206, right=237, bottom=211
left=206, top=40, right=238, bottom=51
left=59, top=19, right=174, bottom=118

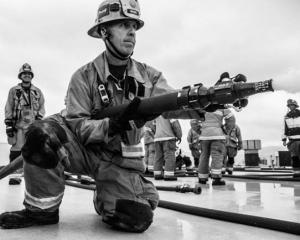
left=273, top=68, right=300, bottom=93
left=0, top=0, right=299, bottom=149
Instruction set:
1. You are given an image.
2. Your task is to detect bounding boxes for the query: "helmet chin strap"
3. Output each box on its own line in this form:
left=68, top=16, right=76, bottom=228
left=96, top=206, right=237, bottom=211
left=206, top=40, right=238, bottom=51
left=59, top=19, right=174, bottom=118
left=104, top=37, right=133, bottom=61
left=100, top=27, right=133, bottom=61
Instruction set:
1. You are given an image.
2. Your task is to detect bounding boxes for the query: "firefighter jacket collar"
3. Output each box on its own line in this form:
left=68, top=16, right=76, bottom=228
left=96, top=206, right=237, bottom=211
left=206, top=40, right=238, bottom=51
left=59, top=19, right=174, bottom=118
left=93, top=52, right=145, bottom=84
left=16, top=83, right=40, bottom=92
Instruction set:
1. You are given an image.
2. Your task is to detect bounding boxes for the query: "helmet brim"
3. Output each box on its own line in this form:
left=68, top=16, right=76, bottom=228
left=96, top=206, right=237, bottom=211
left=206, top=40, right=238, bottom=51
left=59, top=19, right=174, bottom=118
left=18, top=72, right=34, bottom=80
left=87, top=18, right=144, bottom=38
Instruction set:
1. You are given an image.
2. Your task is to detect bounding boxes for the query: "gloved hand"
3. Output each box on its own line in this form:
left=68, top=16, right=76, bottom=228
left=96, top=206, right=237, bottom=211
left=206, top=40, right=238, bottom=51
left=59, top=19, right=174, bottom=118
left=6, top=126, right=15, bottom=138
left=108, top=97, right=141, bottom=136
left=232, top=73, right=247, bottom=83
left=215, top=72, right=230, bottom=85
left=233, top=98, right=248, bottom=108
left=108, top=97, right=160, bottom=135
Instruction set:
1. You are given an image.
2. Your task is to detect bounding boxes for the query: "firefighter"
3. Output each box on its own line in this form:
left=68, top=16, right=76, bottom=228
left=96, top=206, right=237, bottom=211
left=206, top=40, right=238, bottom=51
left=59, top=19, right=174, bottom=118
left=198, top=109, right=234, bottom=185
left=0, top=0, right=210, bottom=232
left=282, top=99, right=300, bottom=177
left=143, top=120, right=155, bottom=174
left=223, top=115, right=242, bottom=175
left=187, top=119, right=201, bottom=168
left=4, top=63, right=45, bottom=185
left=153, top=116, right=182, bottom=181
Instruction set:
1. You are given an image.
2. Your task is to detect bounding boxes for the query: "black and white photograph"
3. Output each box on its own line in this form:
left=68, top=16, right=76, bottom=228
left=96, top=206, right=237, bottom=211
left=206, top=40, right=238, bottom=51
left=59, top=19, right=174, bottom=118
left=0, top=0, right=299, bottom=239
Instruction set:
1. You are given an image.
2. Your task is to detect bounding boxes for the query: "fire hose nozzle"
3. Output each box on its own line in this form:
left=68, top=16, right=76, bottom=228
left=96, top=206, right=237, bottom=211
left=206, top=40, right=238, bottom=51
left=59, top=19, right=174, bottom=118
left=176, top=184, right=202, bottom=194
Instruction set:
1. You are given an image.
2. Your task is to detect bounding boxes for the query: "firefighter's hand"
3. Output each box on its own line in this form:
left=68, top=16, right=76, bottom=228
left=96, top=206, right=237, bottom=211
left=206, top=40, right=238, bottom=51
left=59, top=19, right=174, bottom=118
left=233, top=98, right=248, bottom=109
left=232, top=74, right=247, bottom=83
left=282, top=140, right=287, bottom=146
left=108, top=97, right=142, bottom=136
left=6, top=126, right=15, bottom=138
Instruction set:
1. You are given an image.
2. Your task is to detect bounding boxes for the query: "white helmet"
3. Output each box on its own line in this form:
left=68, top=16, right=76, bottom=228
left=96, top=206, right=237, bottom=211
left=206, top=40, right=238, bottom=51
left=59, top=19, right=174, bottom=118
left=18, top=63, right=34, bottom=79
left=88, top=0, right=144, bottom=38
left=287, top=99, right=299, bottom=108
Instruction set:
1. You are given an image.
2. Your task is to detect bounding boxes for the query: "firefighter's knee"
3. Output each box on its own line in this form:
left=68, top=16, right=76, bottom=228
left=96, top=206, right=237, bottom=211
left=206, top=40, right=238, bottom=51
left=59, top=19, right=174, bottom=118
left=102, top=199, right=153, bottom=233
left=22, top=120, right=68, bottom=169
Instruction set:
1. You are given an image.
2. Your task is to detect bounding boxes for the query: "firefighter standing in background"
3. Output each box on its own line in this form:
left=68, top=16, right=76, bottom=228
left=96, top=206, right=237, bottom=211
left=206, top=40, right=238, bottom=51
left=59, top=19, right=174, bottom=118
left=0, top=0, right=209, bottom=232
left=198, top=109, right=233, bottom=185
left=153, top=116, right=182, bottom=181
left=143, top=120, right=155, bottom=174
left=223, top=115, right=242, bottom=175
left=187, top=119, right=202, bottom=168
left=4, top=63, right=45, bottom=185
left=282, top=99, right=300, bottom=177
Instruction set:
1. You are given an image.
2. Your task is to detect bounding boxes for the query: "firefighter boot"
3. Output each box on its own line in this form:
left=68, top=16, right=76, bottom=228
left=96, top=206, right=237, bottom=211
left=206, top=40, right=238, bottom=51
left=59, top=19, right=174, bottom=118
left=8, top=177, right=22, bottom=185
left=164, top=175, right=177, bottom=181
left=0, top=209, right=59, bottom=229
left=154, top=174, right=164, bottom=180
left=212, top=178, right=226, bottom=186
left=198, top=178, right=208, bottom=184
left=103, top=199, right=153, bottom=233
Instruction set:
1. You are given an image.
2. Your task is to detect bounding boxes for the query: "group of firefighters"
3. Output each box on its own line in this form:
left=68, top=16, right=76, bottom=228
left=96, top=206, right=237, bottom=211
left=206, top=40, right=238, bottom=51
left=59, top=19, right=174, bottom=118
left=1, top=0, right=299, bottom=233
left=143, top=108, right=243, bottom=186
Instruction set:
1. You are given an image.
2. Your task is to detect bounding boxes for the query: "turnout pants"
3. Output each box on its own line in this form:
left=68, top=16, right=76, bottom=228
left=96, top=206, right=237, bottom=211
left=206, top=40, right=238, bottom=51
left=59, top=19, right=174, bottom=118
left=22, top=115, right=159, bottom=231
left=153, top=139, right=176, bottom=177
left=198, top=140, right=226, bottom=179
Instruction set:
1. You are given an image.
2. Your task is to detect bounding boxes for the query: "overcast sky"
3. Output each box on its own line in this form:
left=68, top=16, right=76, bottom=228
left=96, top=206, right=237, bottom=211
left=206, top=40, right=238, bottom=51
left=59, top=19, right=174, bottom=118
left=0, top=0, right=300, bottom=150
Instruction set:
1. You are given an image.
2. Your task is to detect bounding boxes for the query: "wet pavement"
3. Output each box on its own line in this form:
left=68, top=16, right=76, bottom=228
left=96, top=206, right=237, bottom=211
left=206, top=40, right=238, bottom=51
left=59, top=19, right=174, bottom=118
left=0, top=173, right=299, bottom=239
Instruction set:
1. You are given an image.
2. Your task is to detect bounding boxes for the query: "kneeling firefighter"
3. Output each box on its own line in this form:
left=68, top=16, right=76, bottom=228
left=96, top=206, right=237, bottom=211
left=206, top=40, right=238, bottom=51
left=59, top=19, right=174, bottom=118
left=0, top=0, right=212, bottom=232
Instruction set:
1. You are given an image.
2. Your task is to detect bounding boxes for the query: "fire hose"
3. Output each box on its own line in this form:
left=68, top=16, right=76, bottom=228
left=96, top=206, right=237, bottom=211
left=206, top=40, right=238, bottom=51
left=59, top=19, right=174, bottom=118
left=64, top=180, right=300, bottom=235
left=92, top=79, right=274, bottom=120
left=0, top=79, right=274, bottom=181
left=64, top=175, right=202, bottom=194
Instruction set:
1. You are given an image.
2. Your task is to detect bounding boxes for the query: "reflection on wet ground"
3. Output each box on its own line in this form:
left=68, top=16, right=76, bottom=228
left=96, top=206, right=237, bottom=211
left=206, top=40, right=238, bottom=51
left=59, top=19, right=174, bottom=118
left=0, top=174, right=299, bottom=239
left=154, top=176, right=300, bottom=223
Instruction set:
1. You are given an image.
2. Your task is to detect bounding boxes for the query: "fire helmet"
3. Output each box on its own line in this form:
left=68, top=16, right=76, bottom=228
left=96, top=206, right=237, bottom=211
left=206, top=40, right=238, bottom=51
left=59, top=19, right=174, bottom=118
left=18, top=63, right=34, bottom=79
left=88, top=0, right=144, bottom=38
left=287, top=99, right=299, bottom=108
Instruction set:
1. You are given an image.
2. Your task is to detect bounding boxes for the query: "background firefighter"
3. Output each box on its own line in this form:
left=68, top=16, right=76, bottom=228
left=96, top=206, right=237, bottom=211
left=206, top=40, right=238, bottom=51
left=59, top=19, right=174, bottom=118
left=153, top=116, right=182, bottom=181
left=187, top=119, right=202, bottom=168
left=143, top=120, right=155, bottom=174
left=197, top=105, right=234, bottom=186
left=223, top=115, right=242, bottom=175
left=282, top=99, right=300, bottom=177
left=4, top=63, right=45, bottom=185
